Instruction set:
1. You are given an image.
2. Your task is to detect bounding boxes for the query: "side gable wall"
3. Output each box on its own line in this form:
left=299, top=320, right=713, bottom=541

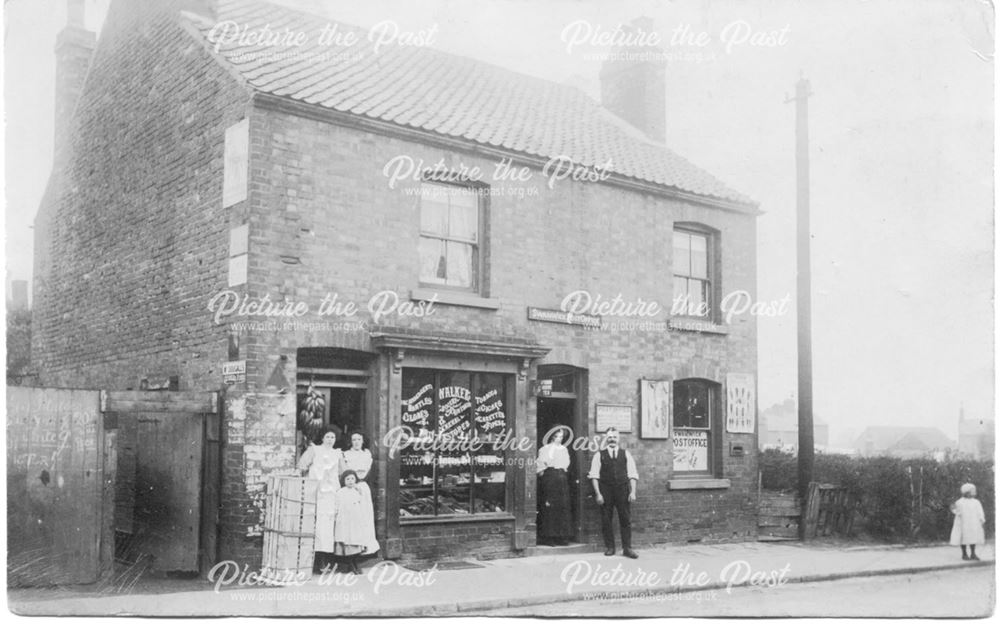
left=31, top=0, right=250, bottom=390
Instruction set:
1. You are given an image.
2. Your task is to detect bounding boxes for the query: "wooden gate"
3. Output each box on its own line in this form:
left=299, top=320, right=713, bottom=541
left=101, top=391, right=219, bottom=575
left=6, top=387, right=108, bottom=585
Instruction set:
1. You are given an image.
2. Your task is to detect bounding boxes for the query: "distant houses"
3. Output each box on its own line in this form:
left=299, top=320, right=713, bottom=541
left=758, top=398, right=829, bottom=451
left=758, top=397, right=989, bottom=461
left=854, top=426, right=955, bottom=460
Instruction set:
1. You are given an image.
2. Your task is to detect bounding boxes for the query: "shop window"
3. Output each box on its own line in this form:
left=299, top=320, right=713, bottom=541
left=399, top=368, right=510, bottom=517
left=673, top=225, right=718, bottom=319
left=672, top=378, right=722, bottom=476
left=418, top=182, right=484, bottom=293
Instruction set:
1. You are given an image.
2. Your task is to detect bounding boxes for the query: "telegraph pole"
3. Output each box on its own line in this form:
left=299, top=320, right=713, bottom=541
left=788, top=76, right=814, bottom=530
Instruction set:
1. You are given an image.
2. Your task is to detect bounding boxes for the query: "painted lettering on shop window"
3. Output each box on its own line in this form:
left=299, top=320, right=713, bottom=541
left=437, top=385, right=472, bottom=437
left=402, top=383, right=433, bottom=428
left=437, top=393, right=472, bottom=438
left=474, top=388, right=506, bottom=435
left=673, top=430, right=709, bottom=472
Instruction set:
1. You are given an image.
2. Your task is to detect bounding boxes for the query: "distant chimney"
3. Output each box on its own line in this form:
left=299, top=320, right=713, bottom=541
left=599, top=16, right=666, bottom=143
left=54, top=0, right=96, bottom=163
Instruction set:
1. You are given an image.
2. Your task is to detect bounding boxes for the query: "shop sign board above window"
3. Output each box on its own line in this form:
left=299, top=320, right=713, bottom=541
left=527, top=306, right=601, bottom=328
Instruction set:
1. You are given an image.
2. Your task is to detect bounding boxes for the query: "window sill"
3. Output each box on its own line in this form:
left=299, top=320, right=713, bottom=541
left=411, top=288, right=501, bottom=310
left=668, top=317, right=729, bottom=335
left=400, top=512, right=515, bottom=525
left=667, top=478, right=731, bottom=490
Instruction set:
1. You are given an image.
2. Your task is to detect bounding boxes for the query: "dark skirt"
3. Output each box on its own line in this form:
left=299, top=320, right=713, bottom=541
left=537, top=467, right=572, bottom=539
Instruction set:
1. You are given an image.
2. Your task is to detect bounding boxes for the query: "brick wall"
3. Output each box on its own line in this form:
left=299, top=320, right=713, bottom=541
left=30, top=0, right=258, bottom=564
left=31, top=0, right=759, bottom=565
left=237, top=103, right=759, bottom=556
left=399, top=522, right=516, bottom=563
left=32, top=0, right=247, bottom=390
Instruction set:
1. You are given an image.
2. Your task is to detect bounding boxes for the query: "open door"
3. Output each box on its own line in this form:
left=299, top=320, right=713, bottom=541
left=102, top=390, right=219, bottom=575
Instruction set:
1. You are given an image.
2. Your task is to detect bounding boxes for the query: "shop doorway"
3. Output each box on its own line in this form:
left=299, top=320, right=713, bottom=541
left=535, top=365, right=586, bottom=545
left=296, top=348, right=373, bottom=453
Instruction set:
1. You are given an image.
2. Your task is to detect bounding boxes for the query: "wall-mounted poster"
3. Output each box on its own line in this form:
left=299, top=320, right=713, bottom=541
left=726, top=373, right=756, bottom=433
left=595, top=403, right=632, bottom=433
left=639, top=379, right=671, bottom=439
left=672, top=429, right=709, bottom=471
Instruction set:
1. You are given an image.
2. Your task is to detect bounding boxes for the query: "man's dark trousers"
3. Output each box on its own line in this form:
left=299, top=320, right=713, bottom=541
left=598, top=449, right=631, bottom=550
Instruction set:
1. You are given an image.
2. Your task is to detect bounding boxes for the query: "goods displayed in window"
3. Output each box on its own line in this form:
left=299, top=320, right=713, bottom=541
left=399, top=369, right=510, bottom=517
left=673, top=379, right=717, bottom=474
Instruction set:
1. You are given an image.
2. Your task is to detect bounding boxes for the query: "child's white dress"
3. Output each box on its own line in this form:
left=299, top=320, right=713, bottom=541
left=950, top=497, right=985, bottom=546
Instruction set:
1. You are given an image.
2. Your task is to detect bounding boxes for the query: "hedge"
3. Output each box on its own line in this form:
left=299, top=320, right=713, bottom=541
left=759, top=449, right=994, bottom=542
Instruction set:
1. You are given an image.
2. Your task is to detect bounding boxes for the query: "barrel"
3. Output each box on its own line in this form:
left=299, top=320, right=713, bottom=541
left=261, top=476, right=318, bottom=582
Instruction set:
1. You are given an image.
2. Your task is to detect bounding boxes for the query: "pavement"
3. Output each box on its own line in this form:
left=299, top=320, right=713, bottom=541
left=7, top=540, right=994, bottom=616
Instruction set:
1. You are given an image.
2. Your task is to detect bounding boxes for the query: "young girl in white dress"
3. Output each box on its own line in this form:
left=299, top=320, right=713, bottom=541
left=950, top=482, right=986, bottom=561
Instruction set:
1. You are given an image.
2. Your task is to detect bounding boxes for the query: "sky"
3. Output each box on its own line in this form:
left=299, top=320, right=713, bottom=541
left=3, top=0, right=994, bottom=446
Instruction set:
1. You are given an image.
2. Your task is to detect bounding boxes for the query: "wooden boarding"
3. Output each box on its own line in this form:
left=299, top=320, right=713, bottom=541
left=803, top=482, right=855, bottom=538
left=133, top=412, right=203, bottom=572
left=101, top=390, right=218, bottom=415
left=758, top=490, right=801, bottom=542
left=6, top=387, right=104, bottom=585
left=262, top=476, right=318, bottom=581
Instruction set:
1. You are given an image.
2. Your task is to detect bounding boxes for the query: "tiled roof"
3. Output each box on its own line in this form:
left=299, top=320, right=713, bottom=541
left=184, top=0, right=754, bottom=207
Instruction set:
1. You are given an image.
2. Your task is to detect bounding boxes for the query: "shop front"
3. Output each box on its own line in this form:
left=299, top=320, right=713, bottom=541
left=293, top=330, right=549, bottom=563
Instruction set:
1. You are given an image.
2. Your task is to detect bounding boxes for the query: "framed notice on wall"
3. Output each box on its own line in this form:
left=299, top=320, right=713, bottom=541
left=639, top=379, right=671, bottom=439
left=726, top=373, right=756, bottom=433
left=595, top=403, right=632, bottom=433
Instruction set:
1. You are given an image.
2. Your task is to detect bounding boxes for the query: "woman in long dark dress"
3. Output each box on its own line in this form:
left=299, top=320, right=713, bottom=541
left=536, top=426, right=573, bottom=545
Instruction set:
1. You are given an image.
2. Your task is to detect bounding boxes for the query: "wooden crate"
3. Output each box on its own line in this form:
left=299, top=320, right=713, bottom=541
left=261, top=476, right=318, bottom=581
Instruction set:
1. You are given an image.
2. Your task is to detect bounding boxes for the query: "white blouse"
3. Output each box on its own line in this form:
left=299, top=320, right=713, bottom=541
left=342, top=448, right=373, bottom=480
left=536, top=443, right=570, bottom=473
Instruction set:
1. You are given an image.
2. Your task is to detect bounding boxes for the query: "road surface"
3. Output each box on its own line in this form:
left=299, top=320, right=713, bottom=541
left=475, top=565, right=995, bottom=617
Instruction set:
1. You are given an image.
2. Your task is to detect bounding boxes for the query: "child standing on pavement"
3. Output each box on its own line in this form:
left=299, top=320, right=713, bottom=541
left=950, top=483, right=985, bottom=561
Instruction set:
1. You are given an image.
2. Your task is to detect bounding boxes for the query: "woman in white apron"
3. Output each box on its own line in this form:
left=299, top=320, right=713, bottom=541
left=298, top=428, right=343, bottom=573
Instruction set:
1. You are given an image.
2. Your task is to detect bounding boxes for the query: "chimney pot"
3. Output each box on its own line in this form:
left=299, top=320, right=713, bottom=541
left=599, top=16, right=666, bottom=143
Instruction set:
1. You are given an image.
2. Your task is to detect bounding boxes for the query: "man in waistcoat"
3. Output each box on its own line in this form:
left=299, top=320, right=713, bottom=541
left=587, top=427, right=639, bottom=558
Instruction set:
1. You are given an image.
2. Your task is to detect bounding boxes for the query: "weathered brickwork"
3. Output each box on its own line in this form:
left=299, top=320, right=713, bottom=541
left=33, top=0, right=758, bottom=568
left=235, top=104, right=759, bottom=558
left=30, top=0, right=263, bottom=565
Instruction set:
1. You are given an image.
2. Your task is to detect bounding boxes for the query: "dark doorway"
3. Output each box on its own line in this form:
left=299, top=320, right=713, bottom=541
left=535, top=364, right=586, bottom=545
left=296, top=348, right=373, bottom=453
left=107, top=391, right=220, bottom=577
left=537, top=397, right=579, bottom=542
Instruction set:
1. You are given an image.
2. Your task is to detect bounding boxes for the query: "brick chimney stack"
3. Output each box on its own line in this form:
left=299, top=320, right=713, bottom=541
left=599, top=16, right=666, bottom=143
left=54, top=0, right=96, bottom=163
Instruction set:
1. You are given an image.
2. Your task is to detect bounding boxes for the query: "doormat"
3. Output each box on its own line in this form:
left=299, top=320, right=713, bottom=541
left=403, top=560, right=486, bottom=572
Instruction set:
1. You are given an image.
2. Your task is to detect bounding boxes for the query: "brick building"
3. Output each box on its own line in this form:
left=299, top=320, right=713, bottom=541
left=33, top=0, right=761, bottom=568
